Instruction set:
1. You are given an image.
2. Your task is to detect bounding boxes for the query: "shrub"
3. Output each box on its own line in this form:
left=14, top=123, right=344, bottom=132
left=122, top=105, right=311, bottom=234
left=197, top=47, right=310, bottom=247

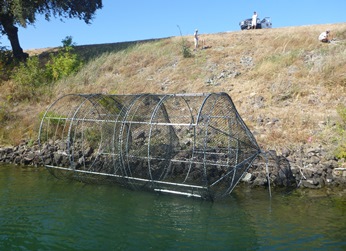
left=177, top=25, right=193, bottom=58
left=181, top=43, right=193, bottom=58
left=61, top=36, right=77, bottom=48
left=335, top=145, right=346, bottom=160
left=10, top=36, right=83, bottom=101
left=12, top=56, right=47, bottom=88
left=0, top=46, right=14, bottom=81
left=46, top=46, right=83, bottom=81
left=10, top=56, right=49, bottom=101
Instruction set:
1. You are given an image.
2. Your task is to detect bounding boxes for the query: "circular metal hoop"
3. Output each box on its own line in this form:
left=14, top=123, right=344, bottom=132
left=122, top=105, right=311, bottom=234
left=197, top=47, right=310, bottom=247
left=39, top=92, right=260, bottom=199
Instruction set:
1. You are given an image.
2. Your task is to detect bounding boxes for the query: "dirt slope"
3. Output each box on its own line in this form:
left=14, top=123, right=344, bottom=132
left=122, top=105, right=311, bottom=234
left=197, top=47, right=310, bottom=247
left=2, top=23, right=346, bottom=156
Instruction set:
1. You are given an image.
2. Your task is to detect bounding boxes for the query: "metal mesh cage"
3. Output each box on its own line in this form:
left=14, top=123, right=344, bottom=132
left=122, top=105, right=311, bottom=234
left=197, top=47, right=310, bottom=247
left=39, top=93, right=261, bottom=199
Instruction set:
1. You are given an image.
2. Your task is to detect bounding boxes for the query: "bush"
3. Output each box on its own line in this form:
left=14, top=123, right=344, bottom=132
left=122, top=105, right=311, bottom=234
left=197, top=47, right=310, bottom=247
left=12, top=56, right=47, bottom=88
left=61, top=36, right=77, bottom=48
left=181, top=43, right=193, bottom=58
left=0, top=46, right=14, bottom=81
left=177, top=25, right=193, bottom=58
left=10, top=56, right=49, bottom=101
left=10, top=36, right=83, bottom=101
left=46, top=45, right=82, bottom=81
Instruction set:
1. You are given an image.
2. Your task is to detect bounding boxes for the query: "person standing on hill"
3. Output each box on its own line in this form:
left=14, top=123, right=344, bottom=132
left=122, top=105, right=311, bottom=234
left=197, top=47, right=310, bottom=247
left=194, top=29, right=199, bottom=50
left=319, top=30, right=331, bottom=43
left=252, top=11, right=258, bottom=29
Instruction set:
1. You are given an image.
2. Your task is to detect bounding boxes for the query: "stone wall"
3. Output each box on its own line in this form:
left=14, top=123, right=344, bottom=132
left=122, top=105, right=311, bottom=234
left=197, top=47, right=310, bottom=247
left=1, top=140, right=345, bottom=189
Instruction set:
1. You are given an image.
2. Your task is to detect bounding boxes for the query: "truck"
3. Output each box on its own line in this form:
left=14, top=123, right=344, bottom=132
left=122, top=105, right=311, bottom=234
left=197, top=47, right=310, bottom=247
left=239, top=17, right=272, bottom=30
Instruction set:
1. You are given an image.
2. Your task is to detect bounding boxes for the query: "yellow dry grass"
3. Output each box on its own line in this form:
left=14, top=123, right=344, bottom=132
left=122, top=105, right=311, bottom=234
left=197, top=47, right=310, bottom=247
left=1, top=23, right=346, bottom=153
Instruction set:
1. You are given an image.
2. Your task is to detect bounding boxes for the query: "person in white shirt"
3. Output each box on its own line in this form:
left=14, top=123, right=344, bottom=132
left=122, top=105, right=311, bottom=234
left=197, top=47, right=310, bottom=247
left=252, top=11, right=258, bottom=29
left=194, top=29, right=199, bottom=50
left=319, top=30, right=330, bottom=43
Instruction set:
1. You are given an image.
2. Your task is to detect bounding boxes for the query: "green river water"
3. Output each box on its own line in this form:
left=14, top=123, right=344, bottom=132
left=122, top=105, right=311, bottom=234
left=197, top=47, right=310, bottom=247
left=0, top=164, right=345, bottom=250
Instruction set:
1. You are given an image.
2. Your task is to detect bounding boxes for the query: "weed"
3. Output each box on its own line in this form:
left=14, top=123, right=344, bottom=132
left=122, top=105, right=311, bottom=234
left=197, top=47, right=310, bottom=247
left=337, top=104, right=346, bottom=122
left=177, top=25, right=193, bottom=58
left=0, top=102, right=11, bottom=123
left=334, top=104, right=346, bottom=159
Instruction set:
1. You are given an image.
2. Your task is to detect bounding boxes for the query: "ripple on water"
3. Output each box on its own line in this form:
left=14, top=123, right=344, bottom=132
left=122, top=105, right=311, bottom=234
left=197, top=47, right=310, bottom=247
left=0, top=165, right=345, bottom=250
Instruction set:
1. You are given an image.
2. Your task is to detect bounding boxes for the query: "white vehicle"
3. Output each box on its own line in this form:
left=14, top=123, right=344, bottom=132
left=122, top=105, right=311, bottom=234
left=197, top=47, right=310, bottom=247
left=239, top=17, right=272, bottom=30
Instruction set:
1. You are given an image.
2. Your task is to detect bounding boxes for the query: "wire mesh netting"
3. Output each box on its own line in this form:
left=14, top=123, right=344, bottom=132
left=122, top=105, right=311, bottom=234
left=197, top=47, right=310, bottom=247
left=39, top=92, right=261, bottom=200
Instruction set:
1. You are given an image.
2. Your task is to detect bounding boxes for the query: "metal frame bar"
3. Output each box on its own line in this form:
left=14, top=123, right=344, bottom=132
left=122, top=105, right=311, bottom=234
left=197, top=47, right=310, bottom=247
left=39, top=92, right=261, bottom=200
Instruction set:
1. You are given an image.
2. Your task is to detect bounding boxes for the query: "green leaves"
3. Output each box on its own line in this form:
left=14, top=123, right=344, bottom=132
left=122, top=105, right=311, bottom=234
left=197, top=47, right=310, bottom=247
left=1, top=0, right=102, bottom=60
left=13, top=56, right=46, bottom=87
left=46, top=46, right=82, bottom=81
left=10, top=37, right=83, bottom=101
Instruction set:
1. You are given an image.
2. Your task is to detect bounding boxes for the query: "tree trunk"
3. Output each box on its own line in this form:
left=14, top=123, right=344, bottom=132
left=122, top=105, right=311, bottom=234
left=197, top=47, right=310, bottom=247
left=0, top=14, right=28, bottom=61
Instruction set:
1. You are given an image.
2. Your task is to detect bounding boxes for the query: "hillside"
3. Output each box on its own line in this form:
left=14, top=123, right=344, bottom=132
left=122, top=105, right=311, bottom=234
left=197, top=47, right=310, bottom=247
left=1, top=23, right=346, bottom=158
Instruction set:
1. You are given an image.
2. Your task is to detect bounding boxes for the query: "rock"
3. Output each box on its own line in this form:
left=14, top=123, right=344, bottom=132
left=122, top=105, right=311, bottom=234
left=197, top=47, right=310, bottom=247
left=23, top=152, right=35, bottom=165
left=332, top=168, right=346, bottom=178
left=306, top=156, right=320, bottom=165
left=0, top=139, right=345, bottom=190
left=252, top=177, right=267, bottom=186
left=281, top=148, right=291, bottom=157
left=242, top=172, right=252, bottom=183
left=84, top=147, right=94, bottom=157
left=302, top=179, right=318, bottom=189
left=53, top=153, right=62, bottom=165
left=135, top=131, right=146, bottom=140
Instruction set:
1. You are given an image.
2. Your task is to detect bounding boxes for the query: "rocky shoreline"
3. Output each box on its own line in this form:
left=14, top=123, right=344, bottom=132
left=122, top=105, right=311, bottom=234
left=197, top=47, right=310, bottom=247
left=1, top=140, right=346, bottom=189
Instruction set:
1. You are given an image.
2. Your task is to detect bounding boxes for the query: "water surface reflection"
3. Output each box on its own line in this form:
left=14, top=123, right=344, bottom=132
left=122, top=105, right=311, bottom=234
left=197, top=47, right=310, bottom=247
left=0, top=165, right=345, bottom=250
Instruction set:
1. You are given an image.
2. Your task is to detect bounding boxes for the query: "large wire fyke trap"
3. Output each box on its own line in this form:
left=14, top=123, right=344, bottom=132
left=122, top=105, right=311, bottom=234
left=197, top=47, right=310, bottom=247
left=39, top=92, right=261, bottom=199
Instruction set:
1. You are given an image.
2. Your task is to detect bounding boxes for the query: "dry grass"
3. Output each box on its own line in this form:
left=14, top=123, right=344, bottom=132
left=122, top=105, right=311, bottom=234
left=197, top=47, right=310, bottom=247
left=1, top=23, right=346, bottom=153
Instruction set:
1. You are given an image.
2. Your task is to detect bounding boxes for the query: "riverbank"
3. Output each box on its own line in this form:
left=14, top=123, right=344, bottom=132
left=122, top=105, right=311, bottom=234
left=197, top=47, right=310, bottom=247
left=1, top=24, right=346, bottom=192
left=1, top=140, right=345, bottom=189
left=1, top=24, right=346, bottom=152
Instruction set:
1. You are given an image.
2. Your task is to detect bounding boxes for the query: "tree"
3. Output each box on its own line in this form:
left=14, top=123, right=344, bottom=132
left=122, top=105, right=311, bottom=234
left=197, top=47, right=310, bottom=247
left=0, top=0, right=102, bottom=61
